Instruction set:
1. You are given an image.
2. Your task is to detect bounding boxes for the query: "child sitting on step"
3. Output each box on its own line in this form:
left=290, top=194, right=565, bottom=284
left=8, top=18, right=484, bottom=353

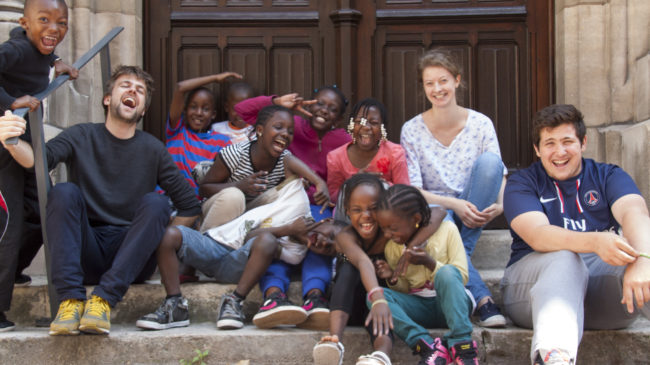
left=313, top=174, right=444, bottom=365
left=372, top=184, right=479, bottom=365
left=163, top=71, right=242, bottom=199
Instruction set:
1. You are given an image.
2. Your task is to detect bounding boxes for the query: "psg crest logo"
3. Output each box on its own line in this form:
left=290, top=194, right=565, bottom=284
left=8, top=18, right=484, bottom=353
left=583, top=190, right=600, bottom=207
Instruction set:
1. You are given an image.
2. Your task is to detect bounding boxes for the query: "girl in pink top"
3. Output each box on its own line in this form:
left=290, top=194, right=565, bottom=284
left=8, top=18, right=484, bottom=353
left=234, top=86, right=351, bottom=220
left=326, top=98, right=410, bottom=201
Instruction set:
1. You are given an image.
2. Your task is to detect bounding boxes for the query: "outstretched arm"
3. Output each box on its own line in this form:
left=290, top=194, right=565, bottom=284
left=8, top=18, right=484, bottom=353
left=0, top=111, right=34, bottom=168
left=335, top=229, right=393, bottom=335
left=169, top=72, right=243, bottom=127
left=285, top=154, right=333, bottom=210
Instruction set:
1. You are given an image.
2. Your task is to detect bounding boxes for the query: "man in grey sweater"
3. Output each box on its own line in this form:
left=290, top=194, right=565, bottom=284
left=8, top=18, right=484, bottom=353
left=0, top=65, right=200, bottom=336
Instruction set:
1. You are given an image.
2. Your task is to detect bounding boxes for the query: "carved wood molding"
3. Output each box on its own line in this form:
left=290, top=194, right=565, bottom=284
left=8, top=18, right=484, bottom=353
left=376, top=6, right=527, bottom=24
left=170, top=10, right=319, bottom=26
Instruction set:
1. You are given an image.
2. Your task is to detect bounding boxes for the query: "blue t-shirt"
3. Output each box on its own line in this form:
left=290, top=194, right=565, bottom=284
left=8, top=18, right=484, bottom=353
left=503, top=158, right=640, bottom=266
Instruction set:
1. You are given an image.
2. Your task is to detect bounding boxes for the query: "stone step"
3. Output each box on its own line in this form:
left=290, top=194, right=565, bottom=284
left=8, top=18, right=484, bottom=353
left=1, top=319, right=648, bottom=365
left=471, top=229, right=511, bottom=270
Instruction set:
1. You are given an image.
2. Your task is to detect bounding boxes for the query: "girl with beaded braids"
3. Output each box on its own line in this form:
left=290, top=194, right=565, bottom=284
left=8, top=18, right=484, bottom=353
left=234, top=85, right=351, bottom=221
left=326, top=98, right=410, bottom=204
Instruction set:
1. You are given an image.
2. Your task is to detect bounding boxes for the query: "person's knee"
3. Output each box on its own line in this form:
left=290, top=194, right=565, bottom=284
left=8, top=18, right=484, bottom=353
left=139, top=192, right=171, bottom=217
left=251, top=232, right=279, bottom=257
left=160, top=226, right=183, bottom=250
left=436, top=264, right=460, bottom=280
left=475, top=152, right=503, bottom=179
left=547, top=250, right=588, bottom=280
left=214, top=187, right=245, bottom=210
left=48, top=182, right=82, bottom=204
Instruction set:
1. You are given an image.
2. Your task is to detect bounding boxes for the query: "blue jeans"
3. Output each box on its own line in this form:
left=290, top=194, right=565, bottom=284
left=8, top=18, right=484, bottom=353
left=176, top=225, right=254, bottom=284
left=375, top=265, right=473, bottom=348
left=451, top=152, right=503, bottom=304
left=47, top=183, right=170, bottom=307
left=259, top=250, right=332, bottom=297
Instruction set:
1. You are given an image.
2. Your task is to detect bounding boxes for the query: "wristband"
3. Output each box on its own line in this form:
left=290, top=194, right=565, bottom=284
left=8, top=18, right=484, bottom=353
left=366, top=287, right=383, bottom=302
left=640, top=252, right=650, bottom=260
left=371, top=299, right=388, bottom=308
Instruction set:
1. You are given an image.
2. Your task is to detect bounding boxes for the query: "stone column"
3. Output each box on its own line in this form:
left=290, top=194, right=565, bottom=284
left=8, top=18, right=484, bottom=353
left=555, top=0, right=650, bottom=199
left=48, top=1, right=143, bottom=130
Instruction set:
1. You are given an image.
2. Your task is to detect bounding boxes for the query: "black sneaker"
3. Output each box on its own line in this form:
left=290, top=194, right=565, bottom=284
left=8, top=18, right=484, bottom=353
left=451, top=340, right=479, bottom=365
left=136, top=296, right=190, bottom=330
left=252, top=292, right=307, bottom=329
left=14, top=273, right=31, bottom=287
left=216, top=293, right=244, bottom=330
left=476, top=300, right=506, bottom=327
left=413, top=338, right=451, bottom=365
left=297, top=292, right=330, bottom=330
left=0, top=312, right=15, bottom=332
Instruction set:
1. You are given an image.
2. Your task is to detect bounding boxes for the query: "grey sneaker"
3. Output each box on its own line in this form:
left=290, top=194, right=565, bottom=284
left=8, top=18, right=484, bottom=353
left=216, top=293, right=244, bottom=330
left=136, top=296, right=190, bottom=330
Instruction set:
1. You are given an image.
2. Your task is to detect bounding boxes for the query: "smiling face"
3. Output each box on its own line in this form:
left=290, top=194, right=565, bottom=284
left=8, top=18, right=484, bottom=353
left=422, top=65, right=460, bottom=108
left=376, top=209, right=420, bottom=245
left=309, top=89, right=343, bottom=132
left=103, top=74, right=148, bottom=124
left=20, top=0, right=68, bottom=55
left=185, top=89, right=216, bottom=132
left=534, top=123, right=586, bottom=181
left=346, top=184, right=381, bottom=241
left=351, top=106, right=382, bottom=151
left=256, top=110, right=294, bottom=158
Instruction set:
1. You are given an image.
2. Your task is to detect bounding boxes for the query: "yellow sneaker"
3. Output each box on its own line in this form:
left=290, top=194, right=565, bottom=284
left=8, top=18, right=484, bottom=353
left=79, top=295, right=110, bottom=334
left=49, top=299, right=85, bottom=336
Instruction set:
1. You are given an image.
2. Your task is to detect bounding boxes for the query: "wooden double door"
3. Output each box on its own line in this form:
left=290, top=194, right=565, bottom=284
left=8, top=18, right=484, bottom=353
left=144, top=0, right=553, bottom=173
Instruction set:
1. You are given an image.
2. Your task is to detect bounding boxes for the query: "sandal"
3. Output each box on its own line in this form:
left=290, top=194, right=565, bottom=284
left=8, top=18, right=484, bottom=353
left=356, top=351, right=391, bottom=365
left=313, top=338, right=344, bottom=365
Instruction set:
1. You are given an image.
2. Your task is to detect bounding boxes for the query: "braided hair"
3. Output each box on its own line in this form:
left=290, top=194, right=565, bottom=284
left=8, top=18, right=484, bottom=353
left=377, top=184, right=430, bottom=227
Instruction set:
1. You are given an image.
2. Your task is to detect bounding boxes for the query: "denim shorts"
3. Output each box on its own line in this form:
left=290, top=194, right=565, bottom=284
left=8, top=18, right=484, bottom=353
left=175, top=225, right=254, bottom=284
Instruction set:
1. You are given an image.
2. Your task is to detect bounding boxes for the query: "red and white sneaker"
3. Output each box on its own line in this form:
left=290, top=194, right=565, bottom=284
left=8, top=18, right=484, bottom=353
left=252, top=292, right=307, bottom=329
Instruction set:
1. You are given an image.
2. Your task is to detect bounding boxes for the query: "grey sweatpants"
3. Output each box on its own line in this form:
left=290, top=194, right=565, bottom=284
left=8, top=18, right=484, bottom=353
left=500, top=250, right=649, bottom=364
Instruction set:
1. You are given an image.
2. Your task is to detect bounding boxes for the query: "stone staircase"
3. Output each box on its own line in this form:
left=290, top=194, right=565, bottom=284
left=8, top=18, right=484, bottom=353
left=1, top=230, right=649, bottom=364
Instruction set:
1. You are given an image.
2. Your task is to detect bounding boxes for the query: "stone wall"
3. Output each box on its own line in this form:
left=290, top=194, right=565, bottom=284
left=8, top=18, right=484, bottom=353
left=556, top=0, right=650, bottom=199
left=0, top=0, right=143, bottom=136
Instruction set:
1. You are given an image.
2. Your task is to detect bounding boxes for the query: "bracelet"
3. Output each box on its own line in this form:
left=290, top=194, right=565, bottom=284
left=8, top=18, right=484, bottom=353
left=371, top=299, right=388, bottom=308
left=640, top=252, right=650, bottom=260
left=366, top=287, right=383, bottom=302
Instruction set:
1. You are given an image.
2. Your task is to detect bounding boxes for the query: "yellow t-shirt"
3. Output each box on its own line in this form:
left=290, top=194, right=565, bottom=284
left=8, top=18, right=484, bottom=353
left=384, top=221, right=469, bottom=294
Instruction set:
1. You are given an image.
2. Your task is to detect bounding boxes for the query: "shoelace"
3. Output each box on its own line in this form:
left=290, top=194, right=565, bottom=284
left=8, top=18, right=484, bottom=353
left=86, top=297, right=108, bottom=317
left=222, top=297, right=242, bottom=318
left=58, top=300, right=82, bottom=321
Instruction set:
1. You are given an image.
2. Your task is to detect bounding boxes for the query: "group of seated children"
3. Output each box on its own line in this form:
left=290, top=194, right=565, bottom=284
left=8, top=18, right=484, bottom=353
left=131, top=56, right=491, bottom=364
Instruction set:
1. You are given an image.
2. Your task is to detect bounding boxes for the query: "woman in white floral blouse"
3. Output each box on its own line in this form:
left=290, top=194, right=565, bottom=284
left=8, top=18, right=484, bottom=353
left=400, top=48, right=508, bottom=328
